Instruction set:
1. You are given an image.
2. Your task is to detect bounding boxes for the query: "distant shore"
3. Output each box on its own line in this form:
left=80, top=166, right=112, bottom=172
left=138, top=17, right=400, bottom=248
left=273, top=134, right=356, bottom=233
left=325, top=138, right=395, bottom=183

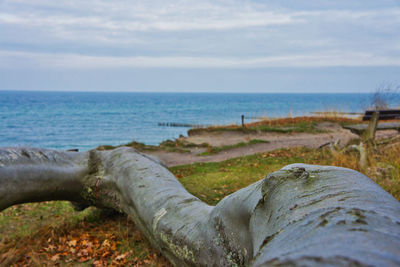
left=96, top=116, right=358, bottom=166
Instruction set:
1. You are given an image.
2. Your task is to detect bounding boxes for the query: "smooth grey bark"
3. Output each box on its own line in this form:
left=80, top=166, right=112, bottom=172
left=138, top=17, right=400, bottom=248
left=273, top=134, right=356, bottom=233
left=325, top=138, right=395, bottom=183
left=1, top=147, right=400, bottom=266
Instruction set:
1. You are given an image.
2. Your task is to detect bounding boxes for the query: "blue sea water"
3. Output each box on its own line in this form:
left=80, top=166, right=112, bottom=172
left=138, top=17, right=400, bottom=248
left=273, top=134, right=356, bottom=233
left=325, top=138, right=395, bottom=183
left=0, top=91, right=392, bottom=151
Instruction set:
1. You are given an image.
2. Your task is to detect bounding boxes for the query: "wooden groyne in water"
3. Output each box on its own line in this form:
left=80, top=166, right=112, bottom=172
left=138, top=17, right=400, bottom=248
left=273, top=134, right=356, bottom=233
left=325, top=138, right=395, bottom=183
left=158, top=122, right=207, bottom=128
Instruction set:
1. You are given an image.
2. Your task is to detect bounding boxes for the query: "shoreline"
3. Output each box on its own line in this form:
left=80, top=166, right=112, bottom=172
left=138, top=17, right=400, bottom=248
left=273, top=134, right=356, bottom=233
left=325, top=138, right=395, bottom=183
left=97, top=115, right=400, bottom=167
left=97, top=116, right=351, bottom=166
left=2, top=115, right=400, bottom=266
left=2, top=91, right=383, bottom=151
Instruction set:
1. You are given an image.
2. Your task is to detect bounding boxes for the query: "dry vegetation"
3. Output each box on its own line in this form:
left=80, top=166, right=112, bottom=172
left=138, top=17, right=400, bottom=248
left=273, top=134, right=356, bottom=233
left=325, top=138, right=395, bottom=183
left=246, top=116, right=362, bottom=127
left=187, top=116, right=362, bottom=135
left=0, top=204, right=171, bottom=266
left=1, top=116, right=400, bottom=266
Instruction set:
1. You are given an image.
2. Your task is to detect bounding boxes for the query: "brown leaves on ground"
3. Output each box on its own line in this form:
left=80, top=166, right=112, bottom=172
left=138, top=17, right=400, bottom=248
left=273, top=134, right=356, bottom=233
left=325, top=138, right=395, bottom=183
left=0, top=213, right=171, bottom=266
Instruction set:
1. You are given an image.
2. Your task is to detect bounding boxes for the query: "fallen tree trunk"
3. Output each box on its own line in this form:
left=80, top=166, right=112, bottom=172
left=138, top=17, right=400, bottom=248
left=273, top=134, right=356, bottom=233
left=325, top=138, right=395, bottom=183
left=1, top=147, right=400, bottom=266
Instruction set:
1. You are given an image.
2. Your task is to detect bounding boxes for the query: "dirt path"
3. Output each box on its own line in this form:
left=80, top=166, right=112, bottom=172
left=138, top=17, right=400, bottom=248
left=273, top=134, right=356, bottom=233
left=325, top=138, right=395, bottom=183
left=145, top=123, right=399, bottom=167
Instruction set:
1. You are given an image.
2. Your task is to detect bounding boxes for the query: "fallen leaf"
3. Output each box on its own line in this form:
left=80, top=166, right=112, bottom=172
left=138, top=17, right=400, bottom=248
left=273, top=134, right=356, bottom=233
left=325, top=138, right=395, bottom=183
left=79, top=256, right=89, bottom=262
left=68, top=239, right=77, bottom=247
left=77, top=248, right=89, bottom=257
left=102, top=239, right=110, bottom=248
left=86, top=246, right=93, bottom=254
left=50, top=254, right=60, bottom=261
left=115, top=254, right=126, bottom=261
left=93, top=260, right=104, bottom=267
left=44, top=244, right=56, bottom=252
left=101, top=251, right=111, bottom=258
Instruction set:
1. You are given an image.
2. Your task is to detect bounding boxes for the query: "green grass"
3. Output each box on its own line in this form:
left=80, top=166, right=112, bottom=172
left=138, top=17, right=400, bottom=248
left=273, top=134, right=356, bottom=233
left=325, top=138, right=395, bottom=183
left=172, top=142, right=400, bottom=204
left=172, top=147, right=306, bottom=204
left=160, top=139, right=209, bottom=149
left=2, top=137, right=400, bottom=265
left=248, top=139, right=270, bottom=145
left=187, top=116, right=363, bottom=136
left=0, top=202, right=169, bottom=266
left=198, top=139, right=270, bottom=156
left=254, top=121, right=326, bottom=133
left=98, top=141, right=159, bottom=152
left=189, top=121, right=328, bottom=135
left=98, top=139, right=206, bottom=153
left=0, top=202, right=100, bottom=240
left=158, top=139, right=204, bottom=153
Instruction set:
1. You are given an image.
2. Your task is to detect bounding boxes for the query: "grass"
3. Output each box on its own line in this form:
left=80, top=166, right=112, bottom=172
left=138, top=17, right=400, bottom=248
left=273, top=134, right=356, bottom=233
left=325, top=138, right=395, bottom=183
left=0, top=202, right=95, bottom=240
left=98, top=116, right=362, bottom=154
left=97, top=139, right=204, bottom=153
left=97, top=116, right=364, bottom=156
left=2, top=123, right=400, bottom=265
left=188, top=116, right=362, bottom=135
left=198, top=139, right=269, bottom=156
left=97, top=141, right=159, bottom=152
left=172, top=141, right=400, bottom=204
left=158, top=139, right=208, bottom=153
left=0, top=203, right=170, bottom=266
left=172, top=147, right=306, bottom=204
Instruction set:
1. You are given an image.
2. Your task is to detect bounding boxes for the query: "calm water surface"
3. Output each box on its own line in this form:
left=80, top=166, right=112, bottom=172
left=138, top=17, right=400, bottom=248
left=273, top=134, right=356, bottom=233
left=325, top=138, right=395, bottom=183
left=0, top=91, right=387, bottom=151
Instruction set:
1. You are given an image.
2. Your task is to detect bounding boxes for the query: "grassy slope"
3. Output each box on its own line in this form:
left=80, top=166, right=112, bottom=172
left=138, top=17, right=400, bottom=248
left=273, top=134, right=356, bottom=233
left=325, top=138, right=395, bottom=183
left=197, top=139, right=270, bottom=156
left=1, top=149, right=306, bottom=265
left=2, top=142, right=399, bottom=265
left=97, top=117, right=363, bottom=156
left=173, top=143, right=400, bottom=205
left=0, top=203, right=170, bottom=266
left=2, top=116, right=400, bottom=266
left=188, top=116, right=362, bottom=135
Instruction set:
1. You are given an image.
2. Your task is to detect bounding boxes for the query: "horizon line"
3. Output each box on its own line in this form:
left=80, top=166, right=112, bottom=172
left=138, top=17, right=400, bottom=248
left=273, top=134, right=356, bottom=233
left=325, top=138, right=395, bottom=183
left=0, top=89, right=379, bottom=94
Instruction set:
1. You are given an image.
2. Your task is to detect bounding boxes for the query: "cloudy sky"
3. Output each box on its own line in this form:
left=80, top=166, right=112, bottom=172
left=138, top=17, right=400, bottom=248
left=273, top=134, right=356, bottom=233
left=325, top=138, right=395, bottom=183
left=0, top=0, right=399, bottom=92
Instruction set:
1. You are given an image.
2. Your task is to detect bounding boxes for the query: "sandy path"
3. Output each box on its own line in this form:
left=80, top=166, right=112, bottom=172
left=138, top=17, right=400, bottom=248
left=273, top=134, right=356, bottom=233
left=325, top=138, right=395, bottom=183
left=146, top=123, right=399, bottom=167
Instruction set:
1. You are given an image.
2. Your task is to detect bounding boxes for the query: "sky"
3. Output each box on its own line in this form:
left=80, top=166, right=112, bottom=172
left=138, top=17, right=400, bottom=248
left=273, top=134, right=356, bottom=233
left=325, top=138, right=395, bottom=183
left=0, top=0, right=399, bottom=93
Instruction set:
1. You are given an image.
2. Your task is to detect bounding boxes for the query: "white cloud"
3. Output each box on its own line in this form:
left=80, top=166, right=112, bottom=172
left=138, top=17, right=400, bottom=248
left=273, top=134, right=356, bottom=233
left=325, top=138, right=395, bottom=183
left=0, top=9, right=297, bottom=33
left=0, top=0, right=303, bottom=49
left=0, top=0, right=399, bottom=68
left=1, top=1, right=399, bottom=34
left=1, top=50, right=399, bottom=69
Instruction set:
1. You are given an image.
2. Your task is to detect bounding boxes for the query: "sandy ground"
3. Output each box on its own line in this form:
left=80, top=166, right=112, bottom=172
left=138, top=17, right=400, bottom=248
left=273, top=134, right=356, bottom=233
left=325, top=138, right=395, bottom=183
left=145, top=122, right=399, bottom=167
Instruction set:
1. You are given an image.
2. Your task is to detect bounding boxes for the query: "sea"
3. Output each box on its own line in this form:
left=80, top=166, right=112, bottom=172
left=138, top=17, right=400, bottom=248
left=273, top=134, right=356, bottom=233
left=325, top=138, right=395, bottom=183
left=0, top=91, right=396, bottom=151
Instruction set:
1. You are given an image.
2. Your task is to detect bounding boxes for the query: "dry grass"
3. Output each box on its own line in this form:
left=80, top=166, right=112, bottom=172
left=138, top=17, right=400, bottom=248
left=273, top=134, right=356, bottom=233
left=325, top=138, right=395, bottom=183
left=2, top=119, right=400, bottom=265
left=247, top=116, right=362, bottom=127
left=2, top=140, right=399, bottom=265
left=171, top=137, right=400, bottom=204
left=0, top=204, right=171, bottom=266
left=326, top=141, right=400, bottom=200
left=188, top=116, right=363, bottom=135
